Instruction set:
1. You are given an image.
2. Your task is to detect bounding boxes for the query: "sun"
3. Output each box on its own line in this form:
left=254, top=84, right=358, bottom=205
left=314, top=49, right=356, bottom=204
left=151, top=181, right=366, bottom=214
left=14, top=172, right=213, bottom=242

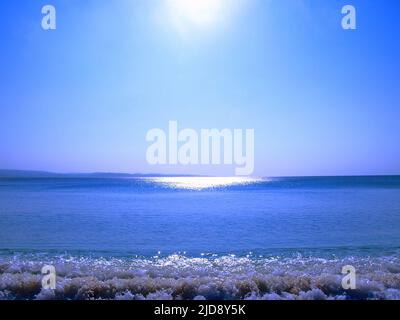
left=166, top=0, right=224, bottom=29
left=160, top=0, right=246, bottom=38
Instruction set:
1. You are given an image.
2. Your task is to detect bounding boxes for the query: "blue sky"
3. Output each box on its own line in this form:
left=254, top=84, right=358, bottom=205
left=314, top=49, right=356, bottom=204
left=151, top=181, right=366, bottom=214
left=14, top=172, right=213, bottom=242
left=0, top=0, right=399, bottom=176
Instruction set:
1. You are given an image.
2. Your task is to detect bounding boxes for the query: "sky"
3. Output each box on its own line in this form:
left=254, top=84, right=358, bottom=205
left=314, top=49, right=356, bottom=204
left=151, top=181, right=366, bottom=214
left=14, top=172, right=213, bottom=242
left=0, top=0, right=399, bottom=177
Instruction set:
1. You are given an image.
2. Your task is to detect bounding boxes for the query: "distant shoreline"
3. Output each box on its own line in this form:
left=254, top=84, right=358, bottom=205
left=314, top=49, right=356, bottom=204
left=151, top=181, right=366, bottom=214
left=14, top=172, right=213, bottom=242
left=0, top=169, right=399, bottom=179
left=0, top=169, right=203, bottom=179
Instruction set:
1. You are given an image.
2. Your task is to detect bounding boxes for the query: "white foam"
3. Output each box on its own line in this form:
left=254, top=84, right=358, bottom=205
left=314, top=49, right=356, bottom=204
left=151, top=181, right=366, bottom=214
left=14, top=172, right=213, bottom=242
left=0, top=253, right=399, bottom=300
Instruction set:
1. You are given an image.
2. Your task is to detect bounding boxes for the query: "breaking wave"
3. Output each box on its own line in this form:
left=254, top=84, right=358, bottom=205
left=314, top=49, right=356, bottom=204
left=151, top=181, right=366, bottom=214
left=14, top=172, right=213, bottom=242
left=1, top=252, right=400, bottom=300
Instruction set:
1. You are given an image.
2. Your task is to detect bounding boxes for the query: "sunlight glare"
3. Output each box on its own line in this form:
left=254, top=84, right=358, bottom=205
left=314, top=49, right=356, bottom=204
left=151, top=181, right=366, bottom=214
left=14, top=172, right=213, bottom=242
left=145, top=177, right=263, bottom=190
left=168, top=0, right=224, bottom=27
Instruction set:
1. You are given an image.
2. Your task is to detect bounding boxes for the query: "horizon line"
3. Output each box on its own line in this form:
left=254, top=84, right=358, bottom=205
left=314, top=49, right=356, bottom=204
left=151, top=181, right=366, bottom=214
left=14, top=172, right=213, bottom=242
left=0, top=169, right=399, bottom=179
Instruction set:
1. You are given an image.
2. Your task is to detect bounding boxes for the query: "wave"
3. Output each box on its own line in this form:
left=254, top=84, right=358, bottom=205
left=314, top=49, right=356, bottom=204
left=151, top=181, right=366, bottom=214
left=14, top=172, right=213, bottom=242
left=1, top=253, right=400, bottom=300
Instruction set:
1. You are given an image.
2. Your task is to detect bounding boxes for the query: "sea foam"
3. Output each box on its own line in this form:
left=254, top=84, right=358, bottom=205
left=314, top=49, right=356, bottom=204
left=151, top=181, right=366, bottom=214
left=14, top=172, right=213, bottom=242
left=0, top=253, right=400, bottom=300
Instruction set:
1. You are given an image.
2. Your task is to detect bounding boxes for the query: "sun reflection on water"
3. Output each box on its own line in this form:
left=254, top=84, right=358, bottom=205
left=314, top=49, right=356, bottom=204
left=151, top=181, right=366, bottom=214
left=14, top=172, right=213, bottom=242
left=144, top=176, right=263, bottom=190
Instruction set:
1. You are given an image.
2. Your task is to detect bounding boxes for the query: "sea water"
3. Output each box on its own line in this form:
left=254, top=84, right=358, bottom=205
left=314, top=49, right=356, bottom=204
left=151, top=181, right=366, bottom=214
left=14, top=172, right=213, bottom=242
left=1, top=176, right=400, bottom=300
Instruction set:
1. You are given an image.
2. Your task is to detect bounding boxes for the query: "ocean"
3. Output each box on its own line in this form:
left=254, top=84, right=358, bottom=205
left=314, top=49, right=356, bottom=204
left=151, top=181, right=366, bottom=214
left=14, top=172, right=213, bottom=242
left=1, top=176, right=400, bottom=300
